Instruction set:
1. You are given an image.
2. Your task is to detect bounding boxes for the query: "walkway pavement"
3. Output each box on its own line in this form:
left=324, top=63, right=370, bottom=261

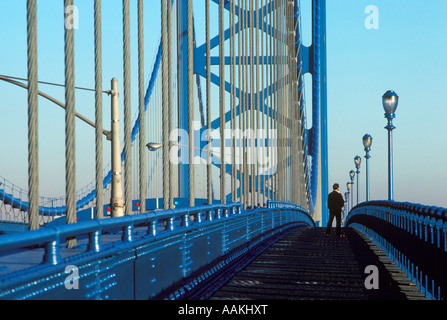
left=208, top=227, right=426, bottom=300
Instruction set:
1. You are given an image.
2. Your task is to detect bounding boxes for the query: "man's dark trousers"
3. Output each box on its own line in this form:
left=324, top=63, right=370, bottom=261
left=326, top=210, right=342, bottom=236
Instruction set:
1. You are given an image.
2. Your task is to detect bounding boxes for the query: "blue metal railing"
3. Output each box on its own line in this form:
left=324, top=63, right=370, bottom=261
left=0, top=201, right=314, bottom=300
left=345, top=201, right=447, bottom=300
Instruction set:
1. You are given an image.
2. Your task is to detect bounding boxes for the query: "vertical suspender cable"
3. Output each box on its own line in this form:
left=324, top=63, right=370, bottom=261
left=206, top=0, right=212, bottom=205
left=161, top=0, right=169, bottom=210
left=276, top=0, right=280, bottom=202
left=244, top=0, right=249, bottom=209
left=264, top=0, right=269, bottom=201
left=255, top=0, right=260, bottom=206
left=287, top=0, right=291, bottom=202
left=284, top=0, right=288, bottom=202
left=94, top=0, right=103, bottom=219
left=291, top=0, right=296, bottom=204
left=281, top=0, right=285, bottom=202
left=230, top=0, right=236, bottom=203
left=268, top=0, right=274, bottom=200
left=187, top=0, right=195, bottom=207
left=287, top=0, right=290, bottom=202
left=122, top=0, right=132, bottom=215
left=241, top=0, right=246, bottom=208
left=290, top=0, right=299, bottom=205
left=287, top=0, right=294, bottom=203
left=219, top=0, right=226, bottom=205
left=281, top=0, right=286, bottom=201
left=276, top=0, right=281, bottom=201
left=260, top=0, right=265, bottom=203
left=64, top=0, right=76, bottom=248
left=287, top=0, right=291, bottom=203
left=167, top=0, right=173, bottom=209
left=249, top=0, right=254, bottom=208
left=272, top=0, right=277, bottom=201
left=138, top=0, right=146, bottom=213
left=27, top=0, right=39, bottom=231
left=238, top=0, right=243, bottom=205
left=283, top=0, right=288, bottom=202
left=274, top=0, right=280, bottom=201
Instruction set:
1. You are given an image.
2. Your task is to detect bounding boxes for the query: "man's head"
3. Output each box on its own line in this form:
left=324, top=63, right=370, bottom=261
left=333, top=183, right=339, bottom=191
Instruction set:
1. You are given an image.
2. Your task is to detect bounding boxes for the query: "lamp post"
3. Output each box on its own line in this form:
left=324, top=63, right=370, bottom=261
left=383, top=90, right=399, bottom=201
left=346, top=181, right=351, bottom=212
left=349, top=170, right=355, bottom=209
left=354, top=156, right=361, bottom=205
left=344, top=192, right=349, bottom=218
left=363, top=134, right=372, bottom=201
left=110, top=78, right=125, bottom=218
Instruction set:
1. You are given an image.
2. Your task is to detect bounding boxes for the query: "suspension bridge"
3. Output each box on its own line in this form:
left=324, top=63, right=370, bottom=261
left=0, top=0, right=445, bottom=303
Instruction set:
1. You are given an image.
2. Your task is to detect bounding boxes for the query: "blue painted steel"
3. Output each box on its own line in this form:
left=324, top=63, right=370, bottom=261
left=310, top=0, right=328, bottom=223
left=0, top=202, right=314, bottom=299
left=311, top=0, right=320, bottom=214
left=346, top=201, right=447, bottom=300
left=296, top=0, right=327, bottom=219
left=0, top=222, right=29, bottom=234
left=177, top=0, right=190, bottom=201
left=318, top=0, right=329, bottom=227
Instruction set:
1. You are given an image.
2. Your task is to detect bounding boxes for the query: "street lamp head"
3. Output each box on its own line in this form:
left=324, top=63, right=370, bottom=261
left=354, top=156, right=361, bottom=169
left=382, top=90, right=399, bottom=116
left=363, top=134, right=373, bottom=151
left=146, top=142, right=163, bottom=151
left=346, top=182, right=351, bottom=191
left=349, top=170, right=355, bottom=181
left=344, top=192, right=349, bottom=201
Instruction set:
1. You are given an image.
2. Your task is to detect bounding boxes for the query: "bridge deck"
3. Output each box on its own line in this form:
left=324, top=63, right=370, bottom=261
left=207, top=227, right=426, bottom=300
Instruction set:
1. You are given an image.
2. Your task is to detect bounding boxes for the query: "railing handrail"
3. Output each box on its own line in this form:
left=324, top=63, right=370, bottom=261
left=0, top=202, right=314, bottom=266
left=0, top=201, right=315, bottom=299
left=0, top=203, right=240, bottom=251
left=348, top=200, right=447, bottom=222
left=345, top=200, right=447, bottom=300
left=267, top=200, right=315, bottom=227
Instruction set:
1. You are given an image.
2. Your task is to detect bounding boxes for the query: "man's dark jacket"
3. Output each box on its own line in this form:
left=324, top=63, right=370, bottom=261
left=328, top=191, right=344, bottom=213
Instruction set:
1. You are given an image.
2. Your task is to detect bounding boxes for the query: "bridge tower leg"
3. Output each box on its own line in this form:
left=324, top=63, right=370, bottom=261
left=306, top=0, right=328, bottom=226
left=317, top=0, right=328, bottom=228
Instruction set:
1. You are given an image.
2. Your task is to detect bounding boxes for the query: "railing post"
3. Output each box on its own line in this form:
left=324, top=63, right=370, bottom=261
left=148, top=219, right=157, bottom=237
left=207, top=208, right=213, bottom=221
left=168, top=216, right=174, bottom=231
left=122, top=223, right=134, bottom=243
left=182, top=211, right=189, bottom=228
left=43, top=238, right=61, bottom=265
left=88, top=229, right=102, bottom=253
left=223, top=207, right=229, bottom=218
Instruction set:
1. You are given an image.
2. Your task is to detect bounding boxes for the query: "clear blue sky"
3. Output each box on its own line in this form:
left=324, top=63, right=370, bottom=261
left=324, top=0, right=447, bottom=207
left=0, top=1, right=446, bottom=208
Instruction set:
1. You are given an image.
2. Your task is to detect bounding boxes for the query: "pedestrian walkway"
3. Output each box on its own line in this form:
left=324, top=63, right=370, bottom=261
left=208, top=227, right=426, bottom=300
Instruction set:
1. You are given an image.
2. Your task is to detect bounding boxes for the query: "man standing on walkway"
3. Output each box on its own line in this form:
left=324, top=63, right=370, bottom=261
left=326, top=183, right=345, bottom=237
